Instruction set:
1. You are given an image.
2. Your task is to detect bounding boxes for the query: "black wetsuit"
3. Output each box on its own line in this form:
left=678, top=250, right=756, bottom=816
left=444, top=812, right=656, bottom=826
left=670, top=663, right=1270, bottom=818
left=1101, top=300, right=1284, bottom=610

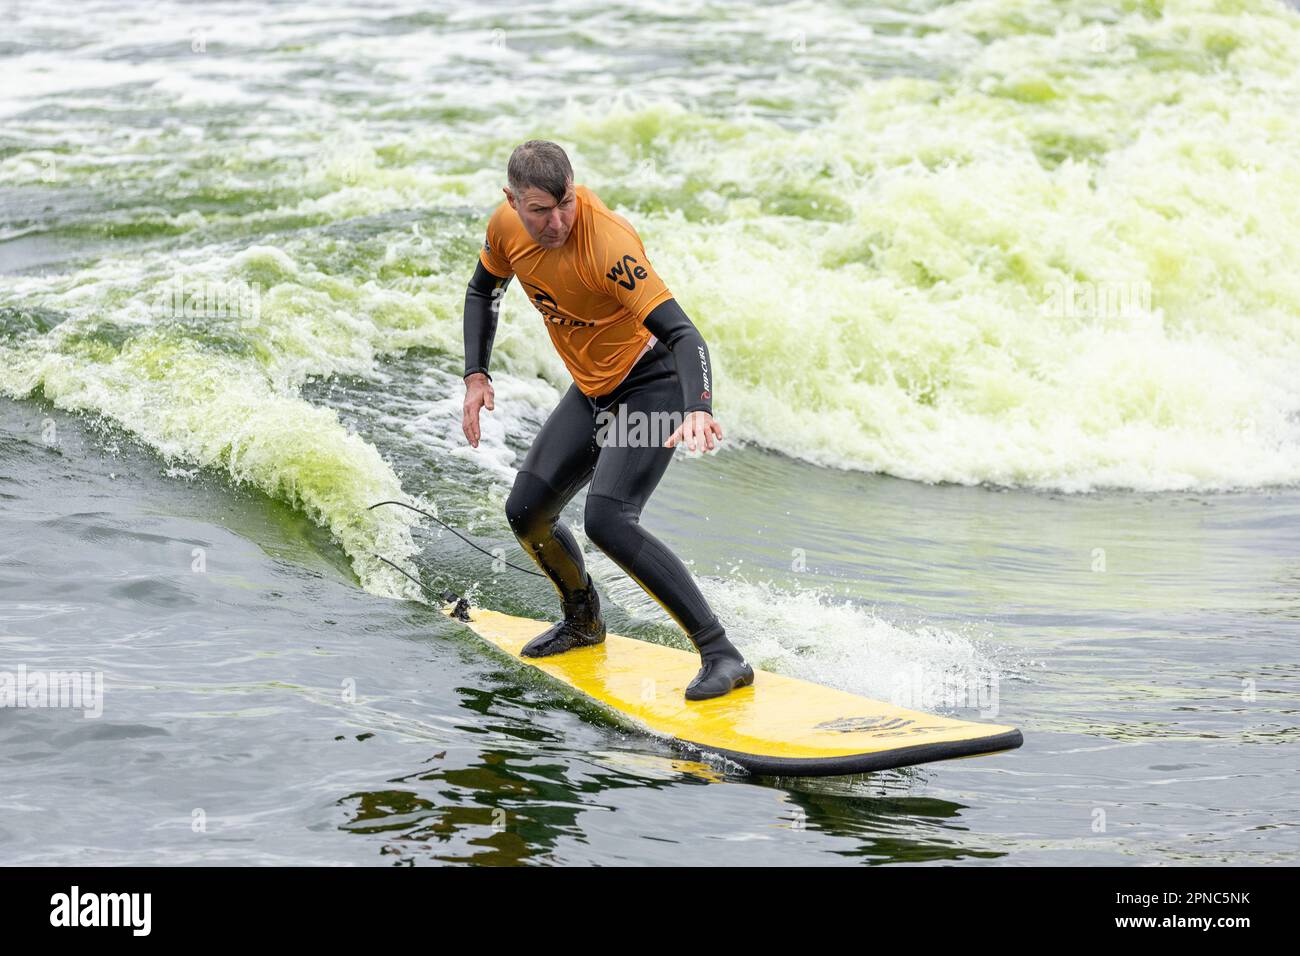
left=463, top=260, right=727, bottom=648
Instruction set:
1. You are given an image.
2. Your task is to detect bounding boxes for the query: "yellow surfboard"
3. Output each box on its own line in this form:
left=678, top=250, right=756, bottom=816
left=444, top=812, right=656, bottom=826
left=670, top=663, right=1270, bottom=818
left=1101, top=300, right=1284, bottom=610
left=444, top=600, right=1023, bottom=777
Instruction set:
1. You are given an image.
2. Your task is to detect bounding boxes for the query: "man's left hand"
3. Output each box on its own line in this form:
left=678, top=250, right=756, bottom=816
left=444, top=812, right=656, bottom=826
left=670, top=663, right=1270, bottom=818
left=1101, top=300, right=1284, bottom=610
left=665, top=410, right=723, bottom=453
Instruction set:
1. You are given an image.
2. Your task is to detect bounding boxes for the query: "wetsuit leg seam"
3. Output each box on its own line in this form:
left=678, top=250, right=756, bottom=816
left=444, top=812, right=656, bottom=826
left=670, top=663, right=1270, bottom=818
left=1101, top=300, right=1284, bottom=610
left=515, top=467, right=561, bottom=496
left=585, top=490, right=639, bottom=507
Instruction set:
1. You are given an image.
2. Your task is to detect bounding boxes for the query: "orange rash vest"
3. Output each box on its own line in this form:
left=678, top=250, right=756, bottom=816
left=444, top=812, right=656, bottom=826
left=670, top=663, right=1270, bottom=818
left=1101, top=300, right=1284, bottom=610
left=478, top=184, right=674, bottom=397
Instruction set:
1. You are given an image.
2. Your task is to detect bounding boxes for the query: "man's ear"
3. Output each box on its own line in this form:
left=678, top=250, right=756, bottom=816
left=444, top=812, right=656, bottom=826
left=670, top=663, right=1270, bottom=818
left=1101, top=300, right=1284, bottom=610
left=503, top=186, right=515, bottom=209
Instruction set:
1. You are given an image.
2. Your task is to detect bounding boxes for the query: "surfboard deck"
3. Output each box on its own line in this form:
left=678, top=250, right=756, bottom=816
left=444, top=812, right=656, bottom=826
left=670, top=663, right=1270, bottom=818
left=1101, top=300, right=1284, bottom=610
left=444, top=601, right=1023, bottom=777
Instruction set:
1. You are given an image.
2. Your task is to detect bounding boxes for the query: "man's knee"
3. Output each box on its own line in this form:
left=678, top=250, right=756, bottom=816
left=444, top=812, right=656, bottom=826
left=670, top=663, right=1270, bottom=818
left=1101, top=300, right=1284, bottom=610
left=506, top=471, right=556, bottom=541
left=584, top=493, right=639, bottom=559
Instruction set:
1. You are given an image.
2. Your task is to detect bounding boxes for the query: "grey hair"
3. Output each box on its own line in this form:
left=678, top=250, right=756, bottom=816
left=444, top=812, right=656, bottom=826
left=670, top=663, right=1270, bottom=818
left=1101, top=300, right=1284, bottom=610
left=507, top=140, right=574, bottom=202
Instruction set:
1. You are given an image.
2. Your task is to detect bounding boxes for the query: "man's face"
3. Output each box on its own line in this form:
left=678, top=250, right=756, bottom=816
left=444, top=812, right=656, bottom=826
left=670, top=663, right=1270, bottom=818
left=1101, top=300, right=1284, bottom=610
left=505, top=182, right=576, bottom=249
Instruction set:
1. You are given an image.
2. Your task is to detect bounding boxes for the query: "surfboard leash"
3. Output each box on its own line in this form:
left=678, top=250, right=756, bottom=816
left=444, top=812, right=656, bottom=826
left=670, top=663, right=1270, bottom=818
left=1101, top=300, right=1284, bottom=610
left=366, top=498, right=547, bottom=620
left=367, top=499, right=545, bottom=579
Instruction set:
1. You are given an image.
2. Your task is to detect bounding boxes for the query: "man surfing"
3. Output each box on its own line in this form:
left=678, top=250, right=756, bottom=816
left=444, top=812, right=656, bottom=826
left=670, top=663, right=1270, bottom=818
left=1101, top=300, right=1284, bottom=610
left=460, top=139, right=753, bottom=701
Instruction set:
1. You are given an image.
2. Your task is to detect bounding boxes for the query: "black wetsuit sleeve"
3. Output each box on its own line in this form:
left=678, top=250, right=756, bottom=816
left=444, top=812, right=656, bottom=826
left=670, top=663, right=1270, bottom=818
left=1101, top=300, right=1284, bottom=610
left=463, top=260, right=513, bottom=381
left=642, top=297, right=714, bottom=416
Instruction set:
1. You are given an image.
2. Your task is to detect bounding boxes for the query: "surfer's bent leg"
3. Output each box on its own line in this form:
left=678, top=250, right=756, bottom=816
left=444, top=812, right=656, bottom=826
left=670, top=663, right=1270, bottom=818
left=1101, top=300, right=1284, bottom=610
left=584, top=343, right=752, bottom=700
left=505, top=383, right=598, bottom=601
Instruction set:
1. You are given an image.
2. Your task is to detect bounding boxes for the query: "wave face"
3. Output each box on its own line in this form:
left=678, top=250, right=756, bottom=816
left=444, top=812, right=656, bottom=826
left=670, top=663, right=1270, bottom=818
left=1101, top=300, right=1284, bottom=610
left=3, top=0, right=1300, bottom=597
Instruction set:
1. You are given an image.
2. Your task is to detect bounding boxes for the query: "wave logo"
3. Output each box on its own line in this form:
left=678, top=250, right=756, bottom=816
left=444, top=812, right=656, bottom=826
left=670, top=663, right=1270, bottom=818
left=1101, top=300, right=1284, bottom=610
left=606, top=253, right=647, bottom=291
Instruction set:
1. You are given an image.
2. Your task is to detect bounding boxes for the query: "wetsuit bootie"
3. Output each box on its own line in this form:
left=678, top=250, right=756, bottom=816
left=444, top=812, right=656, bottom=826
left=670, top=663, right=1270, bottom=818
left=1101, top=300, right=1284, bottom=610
left=685, top=622, right=754, bottom=701
left=521, top=573, right=606, bottom=658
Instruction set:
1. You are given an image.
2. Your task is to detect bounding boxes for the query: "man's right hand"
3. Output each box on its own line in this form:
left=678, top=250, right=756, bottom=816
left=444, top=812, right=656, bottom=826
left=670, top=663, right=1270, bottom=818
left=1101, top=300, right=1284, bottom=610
left=462, top=372, right=495, bottom=448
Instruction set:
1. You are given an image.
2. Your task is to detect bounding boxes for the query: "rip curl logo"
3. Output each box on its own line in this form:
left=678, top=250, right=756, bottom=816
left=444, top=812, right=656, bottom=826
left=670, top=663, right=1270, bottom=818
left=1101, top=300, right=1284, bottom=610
left=697, top=345, right=711, bottom=401
left=522, top=281, right=594, bottom=328
left=606, top=253, right=648, bottom=290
